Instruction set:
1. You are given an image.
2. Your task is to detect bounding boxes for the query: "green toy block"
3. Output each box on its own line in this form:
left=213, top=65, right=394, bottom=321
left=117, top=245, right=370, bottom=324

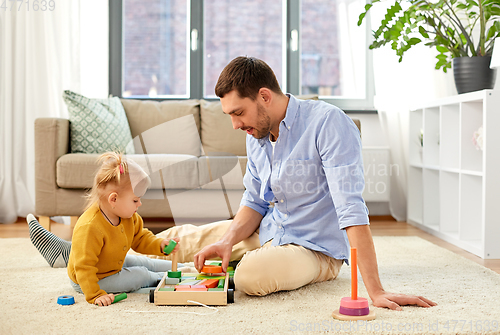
left=159, top=287, right=175, bottom=291
left=112, top=293, right=127, bottom=304
left=163, top=240, right=177, bottom=255
left=167, top=270, right=182, bottom=278
left=218, top=279, right=225, bottom=288
left=196, top=274, right=226, bottom=280
left=208, top=288, right=224, bottom=291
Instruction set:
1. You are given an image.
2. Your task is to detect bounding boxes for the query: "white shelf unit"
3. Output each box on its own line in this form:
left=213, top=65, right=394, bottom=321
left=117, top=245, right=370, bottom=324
left=408, top=90, right=500, bottom=259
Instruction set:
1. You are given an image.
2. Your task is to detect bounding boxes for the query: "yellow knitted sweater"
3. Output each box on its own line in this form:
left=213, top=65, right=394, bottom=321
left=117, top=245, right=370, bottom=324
left=67, top=203, right=164, bottom=304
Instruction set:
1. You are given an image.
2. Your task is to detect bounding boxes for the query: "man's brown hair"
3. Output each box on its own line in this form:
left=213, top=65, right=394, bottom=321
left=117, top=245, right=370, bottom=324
left=215, top=56, right=282, bottom=100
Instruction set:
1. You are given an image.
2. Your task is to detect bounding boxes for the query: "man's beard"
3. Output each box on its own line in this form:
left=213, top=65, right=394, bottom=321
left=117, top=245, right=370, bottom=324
left=252, top=102, right=272, bottom=139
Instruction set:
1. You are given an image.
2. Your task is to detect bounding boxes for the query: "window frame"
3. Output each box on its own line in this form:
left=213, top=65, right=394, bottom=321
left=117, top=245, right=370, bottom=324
left=109, top=0, right=376, bottom=112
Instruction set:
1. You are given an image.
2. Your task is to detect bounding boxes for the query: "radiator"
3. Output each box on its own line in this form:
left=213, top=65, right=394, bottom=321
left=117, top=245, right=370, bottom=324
left=362, top=147, right=391, bottom=202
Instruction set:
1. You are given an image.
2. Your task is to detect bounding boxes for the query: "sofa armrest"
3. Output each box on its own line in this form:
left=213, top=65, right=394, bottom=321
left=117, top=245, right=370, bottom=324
left=34, top=118, right=70, bottom=216
left=350, top=117, right=361, bottom=135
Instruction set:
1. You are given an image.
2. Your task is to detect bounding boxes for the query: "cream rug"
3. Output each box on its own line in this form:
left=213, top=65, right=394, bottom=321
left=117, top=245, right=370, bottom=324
left=1, top=236, right=499, bottom=334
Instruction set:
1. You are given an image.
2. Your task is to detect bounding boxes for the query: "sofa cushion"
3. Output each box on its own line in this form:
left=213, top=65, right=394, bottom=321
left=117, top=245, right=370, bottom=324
left=121, top=99, right=201, bottom=156
left=56, top=154, right=199, bottom=190
left=200, top=100, right=247, bottom=156
left=132, top=115, right=202, bottom=156
left=63, top=90, right=135, bottom=154
left=198, top=156, right=247, bottom=190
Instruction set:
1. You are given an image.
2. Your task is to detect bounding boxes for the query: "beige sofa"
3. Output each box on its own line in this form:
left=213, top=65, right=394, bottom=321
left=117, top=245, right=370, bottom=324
left=35, top=98, right=360, bottom=231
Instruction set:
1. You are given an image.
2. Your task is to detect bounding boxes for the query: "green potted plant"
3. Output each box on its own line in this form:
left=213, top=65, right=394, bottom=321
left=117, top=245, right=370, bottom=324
left=358, top=0, right=500, bottom=94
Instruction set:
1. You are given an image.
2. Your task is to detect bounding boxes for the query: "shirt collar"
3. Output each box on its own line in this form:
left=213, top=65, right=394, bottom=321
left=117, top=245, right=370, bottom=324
left=257, top=93, right=299, bottom=146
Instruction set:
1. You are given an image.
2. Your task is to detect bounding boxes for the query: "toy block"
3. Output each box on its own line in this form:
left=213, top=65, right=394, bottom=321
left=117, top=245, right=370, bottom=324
left=178, top=279, right=200, bottom=286
left=201, top=265, right=222, bottom=273
left=199, top=279, right=219, bottom=289
left=175, top=285, right=191, bottom=290
left=164, top=278, right=180, bottom=285
left=159, top=287, right=175, bottom=291
left=191, top=285, right=207, bottom=289
left=187, top=287, right=208, bottom=292
left=196, top=274, right=226, bottom=280
left=208, top=288, right=224, bottom=291
left=112, top=293, right=127, bottom=304
left=168, top=271, right=182, bottom=278
left=218, top=279, right=225, bottom=288
left=163, top=240, right=177, bottom=255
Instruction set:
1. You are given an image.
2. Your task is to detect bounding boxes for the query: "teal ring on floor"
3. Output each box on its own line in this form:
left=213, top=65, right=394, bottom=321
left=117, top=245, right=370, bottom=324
left=57, top=295, right=75, bottom=305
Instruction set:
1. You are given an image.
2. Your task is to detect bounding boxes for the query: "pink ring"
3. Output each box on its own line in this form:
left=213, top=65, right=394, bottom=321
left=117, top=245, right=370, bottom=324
left=339, top=297, right=369, bottom=309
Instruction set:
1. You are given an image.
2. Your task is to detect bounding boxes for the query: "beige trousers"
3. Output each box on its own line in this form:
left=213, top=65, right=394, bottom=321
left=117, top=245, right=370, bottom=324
left=153, top=219, right=343, bottom=296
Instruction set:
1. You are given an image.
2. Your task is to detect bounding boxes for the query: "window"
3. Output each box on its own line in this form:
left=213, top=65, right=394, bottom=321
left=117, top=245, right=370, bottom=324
left=122, top=0, right=188, bottom=98
left=301, top=0, right=367, bottom=101
left=204, top=0, right=283, bottom=98
left=110, top=0, right=374, bottom=110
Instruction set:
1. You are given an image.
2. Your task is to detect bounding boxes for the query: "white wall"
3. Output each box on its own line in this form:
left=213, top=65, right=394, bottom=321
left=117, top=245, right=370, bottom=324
left=80, top=0, right=109, bottom=98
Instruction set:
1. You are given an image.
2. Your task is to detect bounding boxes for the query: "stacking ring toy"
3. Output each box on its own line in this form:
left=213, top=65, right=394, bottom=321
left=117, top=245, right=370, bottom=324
left=57, top=295, right=75, bottom=305
left=332, top=248, right=376, bottom=321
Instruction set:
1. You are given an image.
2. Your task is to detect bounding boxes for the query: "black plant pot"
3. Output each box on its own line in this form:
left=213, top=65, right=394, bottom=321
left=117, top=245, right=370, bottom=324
left=453, top=56, right=497, bottom=94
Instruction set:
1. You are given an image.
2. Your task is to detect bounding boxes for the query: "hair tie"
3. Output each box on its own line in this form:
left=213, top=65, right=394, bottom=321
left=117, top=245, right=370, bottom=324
left=119, top=165, right=124, bottom=174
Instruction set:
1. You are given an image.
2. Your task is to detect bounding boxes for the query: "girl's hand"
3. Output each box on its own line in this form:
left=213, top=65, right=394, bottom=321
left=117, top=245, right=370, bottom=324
left=161, top=237, right=180, bottom=254
left=95, top=293, right=115, bottom=307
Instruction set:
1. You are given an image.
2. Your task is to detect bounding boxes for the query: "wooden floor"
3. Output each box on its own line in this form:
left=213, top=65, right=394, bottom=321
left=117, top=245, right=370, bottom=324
left=2, top=215, right=499, bottom=274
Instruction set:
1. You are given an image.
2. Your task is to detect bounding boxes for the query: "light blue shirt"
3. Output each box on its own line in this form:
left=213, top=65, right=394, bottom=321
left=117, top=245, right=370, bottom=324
left=240, top=94, right=369, bottom=261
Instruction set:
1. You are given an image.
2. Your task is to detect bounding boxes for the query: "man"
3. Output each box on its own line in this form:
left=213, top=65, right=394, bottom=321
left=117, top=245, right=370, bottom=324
left=193, top=56, right=436, bottom=310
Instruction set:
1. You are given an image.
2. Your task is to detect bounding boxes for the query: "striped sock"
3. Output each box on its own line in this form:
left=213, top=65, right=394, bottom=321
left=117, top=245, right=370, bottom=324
left=27, top=214, right=71, bottom=268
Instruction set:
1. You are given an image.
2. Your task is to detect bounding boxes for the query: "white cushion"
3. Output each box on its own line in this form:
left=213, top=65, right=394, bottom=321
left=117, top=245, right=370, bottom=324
left=127, top=154, right=199, bottom=190
left=133, top=114, right=201, bottom=156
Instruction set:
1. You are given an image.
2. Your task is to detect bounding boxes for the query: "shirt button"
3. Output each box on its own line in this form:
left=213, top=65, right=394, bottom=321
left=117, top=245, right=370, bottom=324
left=284, top=214, right=288, bottom=218
left=121, top=227, right=124, bottom=233
left=280, top=199, right=284, bottom=203
left=123, top=246, right=126, bottom=251
left=118, top=260, right=123, bottom=264
left=288, top=126, right=291, bottom=130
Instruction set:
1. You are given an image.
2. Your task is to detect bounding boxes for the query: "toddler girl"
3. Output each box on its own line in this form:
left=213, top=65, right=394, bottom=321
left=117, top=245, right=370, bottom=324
left=66, top=152, right=180, bottom=306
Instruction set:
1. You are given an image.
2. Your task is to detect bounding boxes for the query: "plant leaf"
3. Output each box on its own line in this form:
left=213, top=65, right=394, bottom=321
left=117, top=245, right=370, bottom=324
left=436, top=45, right=449, bottom=53
left=358, top=12, right=367, bottom=26
left=419, top=26, right=429, bottom=38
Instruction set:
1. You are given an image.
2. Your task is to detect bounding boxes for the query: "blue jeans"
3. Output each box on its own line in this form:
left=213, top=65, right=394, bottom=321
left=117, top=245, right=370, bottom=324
left=70, top=254, right=184, bottom=294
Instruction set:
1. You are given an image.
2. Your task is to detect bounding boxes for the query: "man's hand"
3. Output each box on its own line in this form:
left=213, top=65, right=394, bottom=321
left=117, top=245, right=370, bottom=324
left=193, top=206, right=262, bottom=272
left=95, top=293, right=115, bottom=307
left=345, top=225, right=437, bottom=310
left=371, top=291, right=437, bottom=311
left=193, top=241, right=233, bottom=272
